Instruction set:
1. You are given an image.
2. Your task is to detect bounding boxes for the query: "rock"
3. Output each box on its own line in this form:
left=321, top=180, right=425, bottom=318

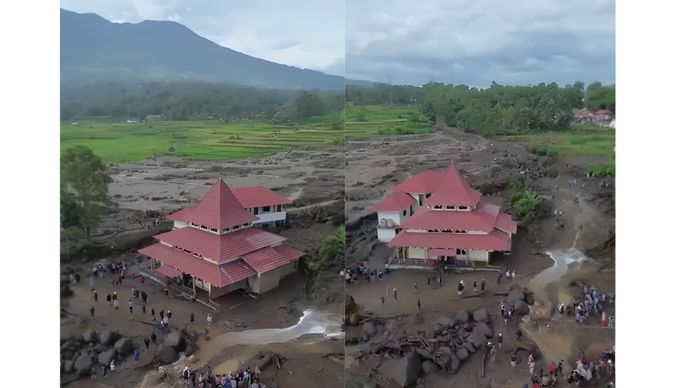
left=183, top=327, right=200, bottom=343
left=449, top=354, right=461, bottom=374
left=156, top=344, right=178, bottom=364
left=389, top=352, right=422, bottom=387
left=348, top=313, right=360, bottom=326
left=473, top=307, right=489, bottom=322
left=98, top=330, right=120, bottom=346
left=514, top=300, right=530, bottom=315
left=114, top=337, right=133, bottom=356
left=97, top=349, right=116, bottom=365
left=422, top=360, right=439, bottom=375
left=83, top=328, right=98, bottom=343
left=362, top=321, right=377, bottom=339
left=62, top=360, right=74, bottom=374
left=454, top=309, right=469, bottom=324
left=507, top=288, right=526, bottom=304
left=468, top=332, right=485, bottom=348
left=435, top=317, right=454, bottom=332
left=74, top=353, right=93, bottom=376
left=456, top=348, right=469, bottom=361
left=462, top=341, right=476, bottom=354
left=184, top=341, right=196, bottom=357
left=164, top=331, right=186, bottom=351
left=473, top=322, right=493, bottom=338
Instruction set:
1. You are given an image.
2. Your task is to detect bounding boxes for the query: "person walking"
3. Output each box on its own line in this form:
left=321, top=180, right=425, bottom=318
left=510, top=350, right=518, bottom=368
left=142, top=304, right=146, bottom=315
left=473, top=281, right=478, bottom=295
left=113, top=291, right=118, bottom=302
left=381, top=296, right=385, bottom=304
left=417, top=298, right=421, bottom=314
left=393, top=288, right=398, bottom=301
left=141, top=291, right=148, bottom=304
left=489, top=345, right=497, bottom=363
left=190, top=312, right=195, bottom=323
left=497, top=333, right=503, bottom=350
left=511, top=270, right=516, bottom=279
left=457, top=280, right=464, bottom=297
left=133, top=347, right=140, bottom=364
left=106, top=293, right=112, bottom=306
left=481, top=278, right=486, bottom=293
left=90, top=306, right=95, bottom=318
left=93, top=290, right=98, bottom=303
left=113, top=299, right=119, bottom=311
left=164, top=288, right=169, bottom=298
left=128, top=299, right=134, bottom=315
left=110, top=360, right=115, bottom=372
left=505, top=269, right=511, bottom=281
left=144, top=337, right=150, bottom=351
left=151, top=308, right=156, bottom=321
left=159, top=310, right=164, bottom=321
left=528, top=358, right=535, bottom=376
left=150, top=332, right=157, bottom=345
left=207, top=312, right=213, bottom=327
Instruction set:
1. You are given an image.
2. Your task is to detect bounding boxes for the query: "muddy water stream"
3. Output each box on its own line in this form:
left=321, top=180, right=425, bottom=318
left=527, top=248, right=588, bottom=305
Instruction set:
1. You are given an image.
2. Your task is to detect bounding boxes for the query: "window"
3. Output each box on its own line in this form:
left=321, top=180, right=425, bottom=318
left=459, top=206, right=467, bottom=210
left=243, top=223, right=250, bottom=227
left=262, top=206, right=271, bottom=212
left=426, top=193, right=432, bottom=198
left=447, top=205, right=455, bottom=210
left=276, top=205, right=282, bottom=211
left=253, top=207, right=259, bottom=215
left=433, top=205, right=442, bottom=209
left=210, top=228, right=218, bottom=232
left=403, top=209, right=407, bottom=216
left=460, top=230, right=467, bottom=234
left=232, top=225, right=239, bottom=230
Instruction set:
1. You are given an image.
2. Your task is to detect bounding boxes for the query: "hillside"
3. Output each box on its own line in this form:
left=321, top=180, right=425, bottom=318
left=60, top=9, right=343, bottom=90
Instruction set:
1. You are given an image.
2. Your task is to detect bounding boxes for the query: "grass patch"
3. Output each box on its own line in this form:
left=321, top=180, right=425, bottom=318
left=499, top=130, right=615, bottom=158
left=345, top=105, right=433, bottom=138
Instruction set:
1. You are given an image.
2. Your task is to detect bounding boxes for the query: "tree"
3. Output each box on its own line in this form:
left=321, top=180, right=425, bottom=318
left=61, top=146, right=110, bottom=239
left=294, top=91, right=326, bottom=120
left=309, top=225, right=345, bottom=272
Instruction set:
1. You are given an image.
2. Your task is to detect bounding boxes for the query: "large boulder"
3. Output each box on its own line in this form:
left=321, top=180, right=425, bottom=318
left=389, top=352, right=422, bottom=387
left=74, top=353, right=93, bottom=376
left=184, top=341, right=196, bottom=357
left=506, top=288, right=526, bottom=305
left=362, top=321, right=377, bottom=339
left=434, top=317, right=454, bottom=332
left=473, top=322, right=493, bottom=338
left=467, top=331, right=485, bottom=348
left=164, top=331, right=185, bottom=351
left=473, top=307, right=489, bottom=322
left=62, top=360, right=74, bottom=374
left=114, top=337, right=133, bottom=356
left=514, top=300, right=530, bottom=315
left=97, top=349, right=116, bottom=365
left=456, top=347, right=469, bottom=361
left=454, top=309, right=469, bottom=324
left=462, top=341, right=476, bottom=354
left=99, top=330, right=120, bottom=346
left=422, top=360, right=439, bottom=375
left=156, top=344, right=178, bottom=364
left=83, top=328, right=98, bottom=343
left=449, top=354, right=461, bottom=374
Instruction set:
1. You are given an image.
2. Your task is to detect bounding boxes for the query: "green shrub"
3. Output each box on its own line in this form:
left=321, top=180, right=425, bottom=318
left=508, top=178, right=543, bottom=222
left=585, top=163, right=615, bottom=177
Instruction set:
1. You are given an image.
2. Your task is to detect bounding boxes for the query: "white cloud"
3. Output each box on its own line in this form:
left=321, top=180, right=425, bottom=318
left=131, top=0, right=183, bottom=20
left=167, top=13, right=181, bottom=22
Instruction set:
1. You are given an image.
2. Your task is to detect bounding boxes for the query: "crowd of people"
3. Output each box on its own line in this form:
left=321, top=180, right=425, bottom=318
left=556, top=283, right=615, bottom=327
left=180, top=365, right=266, bottom=388
left=342, top=261, right=389, bottom=285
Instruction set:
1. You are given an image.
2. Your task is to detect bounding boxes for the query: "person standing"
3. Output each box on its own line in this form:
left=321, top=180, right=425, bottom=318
left=413, top=281, right=418, bottom=294
left=133, top=347, right=140, bottom=363
left=497, top=272, right=503, bottom=284
left=159, top=310, right=164, bottom=321
left=473, top=281, right=478, bottom=295
left=144, top=337, right=150, bottom=351
left=505, top=269, right=511, bottom=281
left=380, top=296, right=385, bottom=304
left=90, top=306, right=95, bottom=318
left=417, top=298, right=421, bottom=314
left=113, top=291, right=118, bottom=303
left=142, top=304, right=146, bottom=315
left=481, top=278, right=486, bottom=293
left=190, top=312, right=195, bottom=323
left=128, top=299, right=133, bottom=315
left=511, top=270, right=516, bottom=279
left=106, top=293, right=112, bottom=306
left=151, top=308, right=156, bottom=321
left=110, top=360, right=115, bottom=372
left=141, top=291, right=148, bottom=304
left=207, top=313, right=213, bottom=327
left=457, top=280, right=464, bottom=297
left=150, top=332, right=157, bottom=345
left=510, top=350, right=518, bottom=368
left=393, top=288, right=398, bottom=301
left=497, top=333, right=503, bottom=350
left=93, top=290, right=98, bottom=303
left=113, top=299, right=119, bottom=311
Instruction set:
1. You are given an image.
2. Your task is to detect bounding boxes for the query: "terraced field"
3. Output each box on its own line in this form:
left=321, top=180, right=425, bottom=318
left=61, top=118, right=344, bottom=163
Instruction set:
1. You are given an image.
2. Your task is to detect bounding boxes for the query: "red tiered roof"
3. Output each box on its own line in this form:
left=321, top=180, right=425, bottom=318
left=390, top=170, right=444, bottom=194
left=168, top=179, right=258, bottom=229
left=139, top=243, right=257, bottom=287
left=233, top=187, right=291, bottom=209
left=401, top=202, right=500, bottom=231
left=155, top=227, right=285, bottom=262
left=495, top=213, right=518, bottom=234
left=242, top=245, right=304, bottom=274
left=425, top=161, right=481, bottom=207
left=389, top=230, right=511, bottom=251
left=370, top=192, right=417, bottom=212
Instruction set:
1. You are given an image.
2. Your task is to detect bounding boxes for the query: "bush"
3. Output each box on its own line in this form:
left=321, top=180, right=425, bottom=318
left=585, top=163, right=615, bottom=177
left=309, top=226, right=345, bottom=272
left=507, top=178, right=543, bottom=222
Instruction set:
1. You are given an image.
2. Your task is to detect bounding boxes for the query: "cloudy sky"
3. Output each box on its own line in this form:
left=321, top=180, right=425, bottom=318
left=347, top=0, right=615, bottom=86
left=61, top=0, right=345, bottom=75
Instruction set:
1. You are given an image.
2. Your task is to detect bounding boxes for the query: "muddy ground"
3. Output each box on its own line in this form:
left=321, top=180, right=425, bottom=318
left=61, top=149, right=345, bottom=387
left=344, top=128, right=615, bottom=387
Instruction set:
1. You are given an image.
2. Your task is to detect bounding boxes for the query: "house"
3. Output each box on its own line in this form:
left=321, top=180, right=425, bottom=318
left=594, top=109, right=614, bottom=124
left=572, top=108, right=594, bottom=124
left=371, top=161, right=517, bottom=267
left=144, top=114, right=163, bottom=121
left=231, top=187, right=291, bottom=228
left=138, top=178, right=304, bottom=299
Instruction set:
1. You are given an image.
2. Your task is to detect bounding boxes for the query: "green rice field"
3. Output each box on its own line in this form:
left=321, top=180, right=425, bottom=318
left=498, top=128, right=615, bottom=158
left=61, top=117, right=344, bottom=163
left=344, top=105, right=433, bottom=138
